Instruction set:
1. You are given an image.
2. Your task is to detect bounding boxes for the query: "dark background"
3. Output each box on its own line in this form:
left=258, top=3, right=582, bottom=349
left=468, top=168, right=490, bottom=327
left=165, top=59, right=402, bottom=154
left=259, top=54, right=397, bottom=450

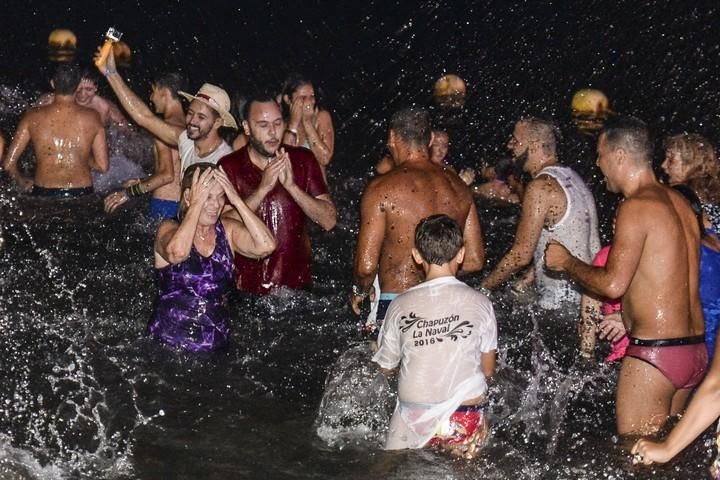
left=1, top=1, right=719, bottom=178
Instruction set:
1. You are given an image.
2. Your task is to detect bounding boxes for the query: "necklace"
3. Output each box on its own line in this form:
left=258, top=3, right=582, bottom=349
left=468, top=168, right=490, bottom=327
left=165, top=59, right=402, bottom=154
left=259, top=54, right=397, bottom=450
left=196, top=138, right=222, bottom=158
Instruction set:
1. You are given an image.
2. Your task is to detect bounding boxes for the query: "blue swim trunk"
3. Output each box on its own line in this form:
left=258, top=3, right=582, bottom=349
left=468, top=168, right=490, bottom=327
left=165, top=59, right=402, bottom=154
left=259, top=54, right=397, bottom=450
left=364, top=292, right=399, bottom=337
left=150, top=198, right=179, bottom=220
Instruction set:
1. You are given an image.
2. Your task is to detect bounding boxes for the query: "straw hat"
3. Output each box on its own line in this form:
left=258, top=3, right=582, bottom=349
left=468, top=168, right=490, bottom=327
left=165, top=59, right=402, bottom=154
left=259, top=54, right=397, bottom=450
left=178, top=83, right=237, bottom=129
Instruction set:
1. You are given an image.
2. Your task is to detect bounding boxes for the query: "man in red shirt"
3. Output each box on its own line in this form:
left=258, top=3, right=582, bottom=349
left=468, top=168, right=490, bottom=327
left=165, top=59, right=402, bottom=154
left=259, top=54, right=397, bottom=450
left=219, top=93, right=336, bottom=294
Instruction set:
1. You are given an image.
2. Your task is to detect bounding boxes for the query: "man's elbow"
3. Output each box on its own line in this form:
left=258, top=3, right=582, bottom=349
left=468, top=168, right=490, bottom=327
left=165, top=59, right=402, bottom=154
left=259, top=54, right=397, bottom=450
left=603, top=281, right=626, bottom=300
left=257, top=237, right=277, bottom=258
left=94, top=160, right=109, bottom=173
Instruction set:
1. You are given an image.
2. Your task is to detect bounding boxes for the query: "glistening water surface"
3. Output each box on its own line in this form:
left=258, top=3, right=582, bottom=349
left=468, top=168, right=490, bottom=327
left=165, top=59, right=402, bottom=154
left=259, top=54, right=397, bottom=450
left=1, top=1, right=720, bottom=478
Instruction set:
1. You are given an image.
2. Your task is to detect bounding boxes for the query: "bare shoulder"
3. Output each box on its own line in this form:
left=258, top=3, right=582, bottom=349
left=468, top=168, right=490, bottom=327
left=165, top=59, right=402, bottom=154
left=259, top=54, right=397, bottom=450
left=523, top=175, right=560, bottom=202
left=317, top=109, right=333, bottom=124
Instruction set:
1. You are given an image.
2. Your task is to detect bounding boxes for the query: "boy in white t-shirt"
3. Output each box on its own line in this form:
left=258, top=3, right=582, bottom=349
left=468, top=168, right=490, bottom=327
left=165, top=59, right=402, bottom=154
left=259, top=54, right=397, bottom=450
left=373, top=214, right=497, bottom=459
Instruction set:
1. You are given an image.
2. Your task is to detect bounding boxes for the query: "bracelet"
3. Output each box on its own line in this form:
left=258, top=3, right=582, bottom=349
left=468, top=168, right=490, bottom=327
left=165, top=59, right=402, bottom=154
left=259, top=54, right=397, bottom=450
left=352, top=284, right=369, bottom=299
left=125, top=182, right=147, bottom=198
left=287, top=128, right=298, bottom=136
left=104, top=68, right=117, bottom=77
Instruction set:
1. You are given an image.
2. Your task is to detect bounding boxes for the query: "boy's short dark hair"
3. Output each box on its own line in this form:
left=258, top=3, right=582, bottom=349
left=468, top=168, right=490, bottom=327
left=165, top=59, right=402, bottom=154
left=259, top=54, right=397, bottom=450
left=414, top=214, right=464, bottom=265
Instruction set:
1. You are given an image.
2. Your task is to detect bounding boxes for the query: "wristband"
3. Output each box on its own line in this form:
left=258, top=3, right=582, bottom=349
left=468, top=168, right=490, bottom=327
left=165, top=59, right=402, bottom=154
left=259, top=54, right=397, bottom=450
left=287, top=128, right=298, bottom=136
left=104, top=68, right=117, bottom=77
left=125, top=182, right=147, bottom=198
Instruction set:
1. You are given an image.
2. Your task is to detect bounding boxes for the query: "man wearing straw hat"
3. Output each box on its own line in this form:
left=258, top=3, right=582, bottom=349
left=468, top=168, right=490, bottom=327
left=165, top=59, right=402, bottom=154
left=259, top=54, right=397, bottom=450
left=96, top=48, right=235, bottom=217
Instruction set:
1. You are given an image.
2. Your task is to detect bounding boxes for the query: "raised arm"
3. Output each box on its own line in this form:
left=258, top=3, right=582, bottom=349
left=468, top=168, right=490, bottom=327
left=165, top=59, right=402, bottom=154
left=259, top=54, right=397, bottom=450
left=215, top=167, right=276, bottom=259
left=480, top=179, right=548, bottom=289
left=277, top=150, right=336, bottom=230
left=2, top=115, right=34, bottom=191
left=95, top=48, right=182, bottom=146
left=304, top=109, right=334, bottom=168
left=154, top=168, right=212, bottom=266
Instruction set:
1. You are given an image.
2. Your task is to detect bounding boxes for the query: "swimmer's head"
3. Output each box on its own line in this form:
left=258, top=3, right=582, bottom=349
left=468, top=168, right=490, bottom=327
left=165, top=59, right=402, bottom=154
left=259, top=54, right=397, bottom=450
left=597, top=116, right=652, bottom=192
left=509, top=117, right=559, bottom=176
left=662, top=133, right=718, bottom=184
left=388, top=108, right=431, bottom=154
left=74, top=69, right=101, bottom=105
left=413, top=214, right=464, bottom=266
left=430, top=130, right=449, bottom=165
left=179, top=163, right=225, bottom=224
left=151, top=72, right=188, bottom=114
left=281, top=73, right=321, bottom=111
left=51, top=64, right=81, bottom=96
left=243, top=91, right=284, bottom=158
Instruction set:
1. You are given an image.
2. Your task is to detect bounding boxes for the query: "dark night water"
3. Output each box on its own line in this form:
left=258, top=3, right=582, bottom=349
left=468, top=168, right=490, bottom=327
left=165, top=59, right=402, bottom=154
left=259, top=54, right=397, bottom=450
left=0, top=1, right=719, bottom=478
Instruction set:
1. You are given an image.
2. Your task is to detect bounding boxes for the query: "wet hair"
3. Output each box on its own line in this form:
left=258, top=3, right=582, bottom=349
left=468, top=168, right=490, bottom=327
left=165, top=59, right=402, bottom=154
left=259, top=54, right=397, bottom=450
left=153, top=72, right=188, bottom=101
left=672, top=184, right=708, bottom=240
left=390, top=108, right=432, bottom=146
left=53, top=64, right=81, bottom=95
left=414, top=214, right=464, bottom=266
left=519, top=117, right=560, bottom=156
left=663, top=133, right=720, bottom=196
left=79, top=68, right=100, bottom=87
left=178, top=162, right=218, bottom=220
left=601, top=115, right=653, bottom=164
left=242, top=91, right=279, bottom=124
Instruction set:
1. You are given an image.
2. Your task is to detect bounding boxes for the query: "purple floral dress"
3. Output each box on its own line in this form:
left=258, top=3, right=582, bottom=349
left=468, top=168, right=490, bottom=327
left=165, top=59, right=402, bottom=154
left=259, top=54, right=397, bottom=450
left=148, top=220, right=234, bottom=352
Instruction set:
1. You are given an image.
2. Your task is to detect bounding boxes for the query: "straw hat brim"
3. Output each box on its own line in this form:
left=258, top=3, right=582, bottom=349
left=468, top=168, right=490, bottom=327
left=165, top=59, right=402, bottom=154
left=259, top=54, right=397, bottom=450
left=178, top=91, right=238, bottom=130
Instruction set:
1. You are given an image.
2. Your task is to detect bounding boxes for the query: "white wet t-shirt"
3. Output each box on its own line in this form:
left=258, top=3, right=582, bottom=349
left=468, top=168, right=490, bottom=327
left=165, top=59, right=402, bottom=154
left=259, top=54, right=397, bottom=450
left=178, top=131, right=233, bottom=173
left=372, top=276, right=497, bottom=449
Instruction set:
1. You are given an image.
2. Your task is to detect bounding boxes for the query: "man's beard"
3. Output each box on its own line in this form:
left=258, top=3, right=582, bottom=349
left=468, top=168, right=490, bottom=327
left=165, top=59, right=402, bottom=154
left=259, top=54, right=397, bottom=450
left=513, top=148, right=532, bottom=185
left=248, top=135, right=278, bottom=158
left=186, top=124, right=210, bottom=140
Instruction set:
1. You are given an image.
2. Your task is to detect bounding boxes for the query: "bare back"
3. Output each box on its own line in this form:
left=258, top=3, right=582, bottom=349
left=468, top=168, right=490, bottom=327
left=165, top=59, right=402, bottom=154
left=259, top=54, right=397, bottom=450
left=25, top=101, right=107, bottom=188
left=615, top=184, right=703, bottom=338
left=357, top=161, right=484, bottom=293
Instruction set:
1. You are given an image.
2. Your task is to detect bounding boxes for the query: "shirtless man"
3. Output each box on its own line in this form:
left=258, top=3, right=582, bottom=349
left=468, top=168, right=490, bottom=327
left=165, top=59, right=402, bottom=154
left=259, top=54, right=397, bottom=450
left=480, top=117, right=600, bottom=309
left=104, top=72, right=187, bottom=219
left=36, top=69, right=128, bottom=128
left=94, top=48, right=235, bottom=176
left=3, top=64, right=108, bottom=196
left=544, top=116, right=707, bottom=436
left=352, top=108, right=485, bottom=333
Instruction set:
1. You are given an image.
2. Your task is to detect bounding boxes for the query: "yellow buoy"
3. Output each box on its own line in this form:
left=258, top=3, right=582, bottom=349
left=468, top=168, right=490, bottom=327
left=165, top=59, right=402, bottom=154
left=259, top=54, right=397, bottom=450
left=48, top=29, right=77, bottom=49
left=433, top=74, right=466, bottom=108
left=571, top=89, right=610, bottom=135
left=48, top=28, right=77, bottom=63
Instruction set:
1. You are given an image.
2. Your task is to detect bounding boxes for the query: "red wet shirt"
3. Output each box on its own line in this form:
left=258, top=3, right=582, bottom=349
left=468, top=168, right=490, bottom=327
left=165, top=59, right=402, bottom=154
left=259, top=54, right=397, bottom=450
left=219, top=145, right=328, bottom=294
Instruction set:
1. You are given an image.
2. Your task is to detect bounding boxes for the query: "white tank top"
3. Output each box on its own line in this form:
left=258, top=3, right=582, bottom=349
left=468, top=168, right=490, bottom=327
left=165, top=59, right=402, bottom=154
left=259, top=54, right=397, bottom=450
left=178, top=131, right=233, bottom=173
left=533, top=165, right=600, bottom=309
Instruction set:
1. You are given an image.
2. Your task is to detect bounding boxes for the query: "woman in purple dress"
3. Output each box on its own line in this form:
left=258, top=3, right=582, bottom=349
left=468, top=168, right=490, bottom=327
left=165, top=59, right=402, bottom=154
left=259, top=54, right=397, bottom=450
left=148, top=163, right=276, bottom=352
